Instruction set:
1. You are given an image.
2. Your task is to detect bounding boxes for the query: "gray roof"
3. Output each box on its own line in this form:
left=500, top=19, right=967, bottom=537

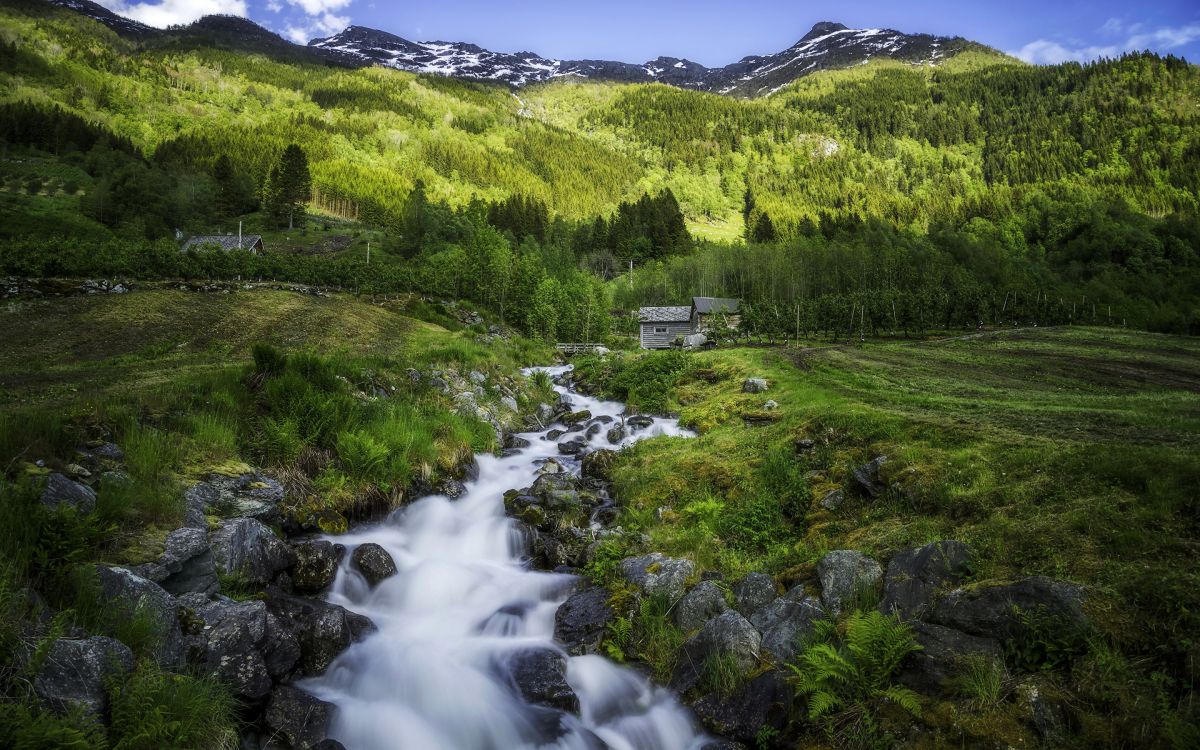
left=692, top=297, right=740, bottom=314
left=638, top=306, right=693, bottom=323
left=182, top=235, right=263, bottom=252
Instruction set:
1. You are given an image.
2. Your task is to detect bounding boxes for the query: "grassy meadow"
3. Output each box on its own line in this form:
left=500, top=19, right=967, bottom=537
left=577, top=326, right=1200, bottom=747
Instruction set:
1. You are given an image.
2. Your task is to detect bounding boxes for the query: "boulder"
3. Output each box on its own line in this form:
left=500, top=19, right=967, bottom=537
left=762, top=400, right=779, bottom=411
left=554, top=587, right=614, bottom=656
left=501, top=396, right=520, bottom=413
left=437, top=478, right=468, bottom=499
left=40, top=473, right=96, bottom=514
left=675, top=581, right=730, bottom=633
left=210, top=517, right=295, bottom=586
left=1016, top=680, right=1070, bottom=745
left=606, top=426, right=626, bottom=444
left=505, top=435, right=531, bottom=450
left=185, top=598, right=274, bottom=701
left=537, top=458, right=566, bottom=475
left=557, top=438, right=587, bottom=455
left=189, top=471, right=286, bottom=522
left=291, top=540, right=342, bottom=594
left=930, top=576, right=1088, bottom=643
left=469, top=370, right=487, bottom=384
left=530, top=473, right=580, bottom=508
left=264, top=686, right=338, bottom=750
left=93, top=442, right=125, bottom=462
left=742, top=378, right=769, bottom=394
left=351, top=543, right=397, bottom=587
left=794, top=439, right=816, bottom=454
left=133, top=527, right=219, bottom=596
left=96, top=566, right=184, bottom=667
left=626, top=415, right=654, bottom=429
left=266, top=590, right=374, bottom=676
left=731, top=573, right=777, bottom=619
left=580, top=449, right=618, bottom=483
left=671, top=611, right=762, bottom=694
left=682, top=333, right=707, bottom=351
left=561, top=409, right=592, bottom=426
left=619, top=553, right=695, bottom=604
left=817, top=550, right=882, bottom=616
left=262, top=612, right=303, bottom=682
left=850, top=456, right=888, bottom=498
left=183, top=481, right=218, bottom=529
left=545, top=429, right=565, bottom=441
left=749, top=595, right=824, bottom=663
left=692, top=670, right=791, bottom=745
left=503, top=647, right=579, bottom=713
left=898, top=621, right=1003, bottom=695
left=819, top=488, right=845, bottom=511
left=34, top=636, right=134, bottom=717
left=880, top=540, right=972, bottom=620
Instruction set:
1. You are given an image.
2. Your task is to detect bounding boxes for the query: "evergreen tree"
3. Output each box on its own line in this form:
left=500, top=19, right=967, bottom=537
left=752, top=213, right=777, bottom=244
left=264, top=144, right=311, bottom=229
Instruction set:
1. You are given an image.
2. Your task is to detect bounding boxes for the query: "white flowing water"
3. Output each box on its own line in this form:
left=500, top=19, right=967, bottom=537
left=304, top=366, right=708, bottom=750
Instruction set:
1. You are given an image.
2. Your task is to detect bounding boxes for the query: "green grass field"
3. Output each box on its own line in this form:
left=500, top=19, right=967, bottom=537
left=582, top=327, right=1200, bottom=747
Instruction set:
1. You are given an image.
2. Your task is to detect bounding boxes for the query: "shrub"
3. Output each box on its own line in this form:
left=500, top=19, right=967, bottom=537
left=0, top=703, right=106, bottom=750
left=257, top=416, right=302, bottom=466
left=251, top=343, right=287, bottom=376
left=790, top=611, right=922, bottom=742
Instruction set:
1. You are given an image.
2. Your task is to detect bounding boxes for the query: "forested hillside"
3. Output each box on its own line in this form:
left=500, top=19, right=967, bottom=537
left=1, top=0, right=1198, bottom=332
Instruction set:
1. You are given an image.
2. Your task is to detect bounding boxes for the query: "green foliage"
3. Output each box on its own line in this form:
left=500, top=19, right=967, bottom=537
left=335, top=430, right=390, bottom=482
left=955, top=653, right=1008, bottom=708
left=576, top=350, right=694, bottom=413
left=789, top=612, right=922, bottom=742
left=1003, top=607, right=1091, bottom=672
left=0, top=702, right=107, bottom=750
left=108, top=662, right=239, bottom=750
left=251, top=343, right=288, bottom=376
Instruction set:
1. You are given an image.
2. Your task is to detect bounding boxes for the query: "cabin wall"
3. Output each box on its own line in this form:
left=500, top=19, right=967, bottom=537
left=640, top=321, right=693, bottom=349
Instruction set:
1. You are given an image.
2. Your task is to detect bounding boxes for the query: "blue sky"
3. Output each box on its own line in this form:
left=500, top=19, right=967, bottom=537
left=97, top=1, right=1200, bottom=66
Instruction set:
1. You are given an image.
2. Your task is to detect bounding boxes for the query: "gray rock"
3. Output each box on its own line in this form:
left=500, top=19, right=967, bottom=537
left=554, top=587, right=614, bottom=656
left=749, top=595, right=824, bottom=663
left=742, top=378, right=769, bottom=394
left=536, top=403, right=555, bottom=424
left=606, top=426, right=626, bottom=444
left=930, top=576, right=1088, bottom=643
left=850, top=456, right=888, bottom=498
left=620, top=553, right=695, bottom=604
left=40, top=473, right=96, bottom=514
left=34, top=636, right=134, bottom=716
left=682, top=333, right=707, bottom=350
left=183, top=481, right=218, bottom=529
left=692, top=670, right=790, bottom=745
left=210, top=517, right=295, bottom=586
left=504, top=647, right=579, bottom=713
left=762, top=399, right=779, bottom=410
left=501, top=396, right=520, bottom=413
left=626, top=415, right=654, bottom=429
left=671, top=611, right=762, bottom=693
left=133, top=527, right=219, bottom=596
left=429, top=377, right=449, bottom=394
left=265, top=686, right=337, bottom=750
left=262, top=612, right=302, bottom=682
left=469, top=370, right=487, bottom=384
left=266, top=591, right=373, bottom=676
left=96, top=566, right=184, bottom=667
left=794, top=438, right=816, bottom=453
left=675, top=581, right=730, bottom=633
left=530, top=473, right=580, bottom=508
left=191, top=472, right=286, bottom=523
left=291, top=540, right=342, bottom=594
left=437, top=478, right=468, bottom=499
left=185, top=598, right=274, bottom=701
left=1017, top=680, right=1069, bottom=744
left=504, top=435, right=531, bottom=450
left=351, top=543, right=397, bottom=587
left=880, top=540, right=972, bottom=620
left=557, top=438, right=587, bottom=455
left=820, top=488, right=845, bottom=511
left=732, top=573, right=777, bottom=619
left=93, top=442, right=125, bottom=462
left=898, top=621, right=1003, bottom=695
left=817, top=550, right=882, bottom=616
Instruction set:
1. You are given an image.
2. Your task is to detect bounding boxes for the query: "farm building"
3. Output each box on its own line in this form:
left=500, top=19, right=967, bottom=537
left=639, top=297, right=743, bottom=349
left=638, top=306, right=694, bottom=349
left=691, top=297, right=741, bottom=332
left=181, top=234, right=264, bottom=254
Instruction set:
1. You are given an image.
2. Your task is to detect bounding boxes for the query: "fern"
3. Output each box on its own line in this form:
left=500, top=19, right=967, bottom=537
left=789, top=610, right=922, bottom=740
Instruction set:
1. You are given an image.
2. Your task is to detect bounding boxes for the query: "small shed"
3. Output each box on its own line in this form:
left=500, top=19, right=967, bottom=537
left=692, top=297, right=741, bottom=332
left=639, top=306, right=693, bottom=349
left=182, top=234, right=264, bottom=254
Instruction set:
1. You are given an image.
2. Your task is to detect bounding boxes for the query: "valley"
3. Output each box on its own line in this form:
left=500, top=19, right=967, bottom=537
left=0, top=0, right=1198, bottom=748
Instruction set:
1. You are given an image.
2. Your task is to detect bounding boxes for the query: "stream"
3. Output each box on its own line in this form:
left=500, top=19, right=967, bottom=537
left=303, top=365, right=709, bottom=750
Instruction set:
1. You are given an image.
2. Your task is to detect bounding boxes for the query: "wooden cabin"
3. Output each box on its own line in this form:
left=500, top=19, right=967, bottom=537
left=181, top=234, right=264, bottom=254
left=691, top=297, right=741, bottom=333
left=638, top=306, right=694, bottom=349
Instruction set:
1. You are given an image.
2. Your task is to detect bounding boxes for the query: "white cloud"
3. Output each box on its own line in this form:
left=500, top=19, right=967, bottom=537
left=97, top=0, right=248, bottom=28
left=279, top=1, right=352, bottom=43
left=285, top=0, right=352, bottom=14
left=1012, top=22, right=1200, bottom=64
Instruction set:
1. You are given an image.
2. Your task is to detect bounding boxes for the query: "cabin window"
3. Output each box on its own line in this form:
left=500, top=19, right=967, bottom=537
left=654, top=327, right=668, bottom=334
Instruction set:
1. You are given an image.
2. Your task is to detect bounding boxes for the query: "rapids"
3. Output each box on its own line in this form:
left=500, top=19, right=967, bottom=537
left=303, top=365, right=709, bottom=750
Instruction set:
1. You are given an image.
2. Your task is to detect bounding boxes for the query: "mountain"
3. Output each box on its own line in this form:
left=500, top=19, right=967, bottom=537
left=310, top=21, right=985, bottom=96
left=43, top=0, right=988, bottom=96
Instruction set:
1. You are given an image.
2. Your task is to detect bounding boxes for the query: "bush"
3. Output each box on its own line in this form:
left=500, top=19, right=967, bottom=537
left=251, top=343, right=287, bottom=376
left=0, top=703, right=106, bottom=750
left=335, top=430, right=389, bottom=482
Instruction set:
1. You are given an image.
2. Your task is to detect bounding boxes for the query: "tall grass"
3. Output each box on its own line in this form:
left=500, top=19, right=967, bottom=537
left=108, top=662, right=239, bottom=750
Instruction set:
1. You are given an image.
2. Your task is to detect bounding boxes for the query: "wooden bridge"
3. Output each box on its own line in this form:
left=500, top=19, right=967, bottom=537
left=555, top=343, right=605, bottom=356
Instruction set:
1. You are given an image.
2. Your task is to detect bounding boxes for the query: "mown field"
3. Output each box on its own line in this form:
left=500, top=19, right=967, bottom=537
left=578, top=326, right=1200, bottom=747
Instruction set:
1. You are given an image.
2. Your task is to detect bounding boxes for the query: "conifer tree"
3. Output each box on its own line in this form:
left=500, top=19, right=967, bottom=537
left=264, top=144, right=311, bottom=229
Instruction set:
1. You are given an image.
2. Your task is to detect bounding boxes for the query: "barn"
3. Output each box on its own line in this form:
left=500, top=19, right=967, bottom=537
left=638, top=306, right=694, bottom=349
